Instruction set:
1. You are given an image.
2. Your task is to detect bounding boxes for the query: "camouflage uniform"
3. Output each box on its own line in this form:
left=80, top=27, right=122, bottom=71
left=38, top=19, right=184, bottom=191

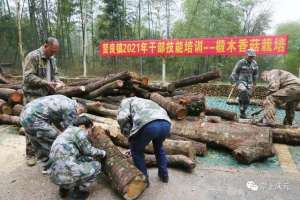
left=117, top=97, right=171, bottom=178
left=20, top=95, right=78, bottom=161
left=49, top=126, right=105, bottom=190
left=262, top=69, right=300, bottom=125
left=23, top=47, right=60, bottom=158
left=230, top=58, right=259, bottom=116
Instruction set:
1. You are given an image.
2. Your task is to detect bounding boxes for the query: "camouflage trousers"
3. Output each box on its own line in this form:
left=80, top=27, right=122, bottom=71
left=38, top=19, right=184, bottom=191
left=24, top=95, right=40, bottom=158
left=263, top=86, right=300, bottom=125
left=50, top=159, right=101, bottom=190
left=25, top=121, right=60, bottom=161
left=237, top=82, right=253, bottom=113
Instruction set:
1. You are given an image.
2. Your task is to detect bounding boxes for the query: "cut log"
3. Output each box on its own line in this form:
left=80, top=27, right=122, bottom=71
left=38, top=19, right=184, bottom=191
left=12, top=104, right=24, bottom=116
left=73, top=97, right=119, bottom=110
left=0, top=88, right=16, bottom=101
left=272, top=128, right=300, bottom=145
left=167, top=135, right=207, bottom=156
left=150, top=93, right=187, bottom=120
left=131, top=85, right=150, bottom=99
left=171, top=119, right=274, bottom=164
left=9, top=90, right=23, bottom=104
left=205, top=107, right=238, bottom=121
left=171, top=94, right=206, bottom=116
left=144, top=154, right=196, bottom=172
left=86, top=102, right=117, bottom=118
left=0, top=73, right=11, bottom=84
left=119, top=148, right=196, bottom=172
left=169, top=69, right=221, bottom=89
left=109, top=132, right=196, bottom=159
left=226, top=98, right=263, bottom=106
left=0, top=114, right=20, bottom=126
left=58, top=71, right=133, bottom=97
left=90, top=126, right=147, bottom=200
left=206, top=116, right=222, bottom=123
left=0, top=84, right=22, bottom=90
left=87, top=80, right=124, bottom=99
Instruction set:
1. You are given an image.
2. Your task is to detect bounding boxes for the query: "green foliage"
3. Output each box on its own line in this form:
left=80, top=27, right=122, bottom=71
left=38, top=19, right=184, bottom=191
left=276, top=22, right=300, bottom=74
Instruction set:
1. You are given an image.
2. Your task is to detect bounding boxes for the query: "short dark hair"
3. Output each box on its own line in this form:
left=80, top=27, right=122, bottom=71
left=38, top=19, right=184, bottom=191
left=73, top=116, right=93, bottom=128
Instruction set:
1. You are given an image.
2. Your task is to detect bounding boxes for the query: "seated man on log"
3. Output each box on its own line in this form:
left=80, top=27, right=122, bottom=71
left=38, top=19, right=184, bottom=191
left=117, top=97, right=171, bottom=183
left=23, top=37, right=65, bottom=166
left=230, top=49, right=259, bottom=118
left=20, top=95, right=86, bottom=172
left=260, top=69, right=300, bottom=126
left=49, top=116, right=106, bottom=200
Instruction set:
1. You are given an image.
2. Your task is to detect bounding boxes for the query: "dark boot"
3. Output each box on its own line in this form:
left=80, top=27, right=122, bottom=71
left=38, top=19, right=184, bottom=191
left=68, top=187, right=89, bottom=200
left=158, top=172, right=169, bottom=183
left=59, top=187, right=69, bottom=198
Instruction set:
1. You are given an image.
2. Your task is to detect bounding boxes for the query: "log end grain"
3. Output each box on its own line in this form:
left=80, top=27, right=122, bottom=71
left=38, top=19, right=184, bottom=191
left=123, top=176, right=148, bottom=200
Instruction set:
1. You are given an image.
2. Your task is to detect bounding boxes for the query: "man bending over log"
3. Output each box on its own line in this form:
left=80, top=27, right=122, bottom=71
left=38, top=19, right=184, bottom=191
left=23, top=37, right=65, bottom=166
left=49, top=116, right=106, bottom=199
left=117, top=97, right=171, bottom=183
left=230, top=49, right=259, bottom=118
left=260, top=69, right=300, bottom=126
left=20, top=95, right=86, bottom=172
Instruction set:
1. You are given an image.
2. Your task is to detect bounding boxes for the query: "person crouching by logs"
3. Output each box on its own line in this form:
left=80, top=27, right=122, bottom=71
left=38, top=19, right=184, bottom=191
left=20, top=95, right=86, bottom=173
left=259, top=69, right=300, bottom=126
left=230, top=49, right=259, bottom=118
left=117, top=97, right=172, bottom=183
left=48, top=116, right=106, bottom=199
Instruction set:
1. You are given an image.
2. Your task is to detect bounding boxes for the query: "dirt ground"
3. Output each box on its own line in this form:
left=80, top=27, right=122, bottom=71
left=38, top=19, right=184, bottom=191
left=1, top=125, right=300, bottom=200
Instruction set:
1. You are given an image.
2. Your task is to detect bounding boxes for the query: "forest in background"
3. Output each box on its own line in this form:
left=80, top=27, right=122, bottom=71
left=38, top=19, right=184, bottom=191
left=1, top=0, right=300, bottom=81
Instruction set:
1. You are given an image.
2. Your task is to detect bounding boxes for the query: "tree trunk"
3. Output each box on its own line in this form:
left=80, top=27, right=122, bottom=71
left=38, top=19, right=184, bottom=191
left=169, top=69, right=221, bottom=89
left=85, top=102, right=117, bottom=118
left=150, top=93, right=187, bottom=119
left=72, top=97, right=119, bottom=110
left=0, top=114, right=20, bottom=126
left=0, top=84, right=22, bottom=90
left=272, top=128, right=300, bottom=145
left=169, top=134, right=207, bottom=156
left=16, top=0, right=25, bottom=69
left=171, top=119, right=274, bottom=164
left=90, top=126, right=147, bottom=200
left=205, top=107, right=238, bottom=121
left=87, top=80, right=124, bottom=99
left=0, top=88, right=23, bottom=103
left=57, top=71, right=133, bottom=97
left=12, top=104, right=24, bottom=116
left=144, top=154, right=196, bottom=172
left=171, top=94, right=206, bottom=116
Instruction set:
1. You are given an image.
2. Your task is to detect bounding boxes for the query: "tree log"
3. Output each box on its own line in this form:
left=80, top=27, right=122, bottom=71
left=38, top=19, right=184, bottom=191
left=0, top=114, right=20, bottom=126
left=57, top=71, right=133, bottom=97
left=150, top=93, right=187, bottom=119
left=169, top=69, right=221, bottom=89
left=171, top=94, right=206, bottom=116
left=144, top=154, right=196, bottom=172
left=86, top=102, right=117, bottom=118
left=272, top=127, right=300, bottom=145
left=90, top=126, right=147, bottom=200
left=87, top=80, right=124, bottom=99
left=205, top=107, right=238, bottom=121
left=171, top=119, right=274, bottom=164
left=73, top=97, right=119, bottom=110
left=0, top=84, right=22, bottom=90
left=0, top=88, right=16, bottom=101
left=12, top=104, right=24, bottom=116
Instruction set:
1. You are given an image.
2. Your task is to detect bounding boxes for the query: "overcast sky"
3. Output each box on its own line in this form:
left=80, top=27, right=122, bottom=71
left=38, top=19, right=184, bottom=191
left=269, top=0, right=300, bottom=33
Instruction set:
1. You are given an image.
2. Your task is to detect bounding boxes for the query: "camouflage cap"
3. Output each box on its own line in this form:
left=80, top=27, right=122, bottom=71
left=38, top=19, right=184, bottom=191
left=246, top=49, right=256, bottom=57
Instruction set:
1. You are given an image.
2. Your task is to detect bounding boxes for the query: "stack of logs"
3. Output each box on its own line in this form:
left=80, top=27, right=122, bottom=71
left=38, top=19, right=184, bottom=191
left=1, top=69, right=300, bottom=200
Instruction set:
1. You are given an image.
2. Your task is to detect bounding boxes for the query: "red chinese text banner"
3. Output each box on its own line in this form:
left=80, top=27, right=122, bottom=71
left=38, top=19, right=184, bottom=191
left=99, top=35, right=288, bottom=57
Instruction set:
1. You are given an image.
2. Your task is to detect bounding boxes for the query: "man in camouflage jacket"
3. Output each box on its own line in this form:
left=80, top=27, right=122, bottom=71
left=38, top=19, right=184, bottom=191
left=22, top=37, right=65, bottom=166
left=230, top=49, right=259, bottom=118
left=20, top=95, right=85, bottom=165
left=49, top=116, right=106, bottom=199
left=260, top=69, right=300, bottom=125
left=117, top=97, right=171, bottom=183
